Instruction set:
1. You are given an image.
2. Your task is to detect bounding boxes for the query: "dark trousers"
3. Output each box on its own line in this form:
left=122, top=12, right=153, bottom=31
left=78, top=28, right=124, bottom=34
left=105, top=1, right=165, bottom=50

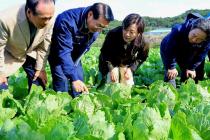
left=0, top=56, right=45, bottom=92
left=49, top=61, right=84, bottom=98
left=162, top=60, right=205, bottom=88
left=160, top=46, right=205, bottom=87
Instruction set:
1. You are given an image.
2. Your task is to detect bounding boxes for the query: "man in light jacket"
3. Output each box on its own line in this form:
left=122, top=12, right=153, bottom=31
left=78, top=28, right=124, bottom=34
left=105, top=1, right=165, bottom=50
left=0, top=0, right=55, bottom=91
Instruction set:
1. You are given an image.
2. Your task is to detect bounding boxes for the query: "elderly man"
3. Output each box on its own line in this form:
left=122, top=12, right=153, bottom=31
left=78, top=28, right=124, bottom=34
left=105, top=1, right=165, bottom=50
left=0, top=0, right=55, bottom=91
left=48, top=3, right=114, bottom=97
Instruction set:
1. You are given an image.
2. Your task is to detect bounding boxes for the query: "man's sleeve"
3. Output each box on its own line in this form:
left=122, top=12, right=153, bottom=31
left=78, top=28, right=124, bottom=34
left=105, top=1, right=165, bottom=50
left=35, top=26, right=53, bottom=71
left=52, top=20, right=79, bottom=81
left=0, top=20, right=8, bottom=75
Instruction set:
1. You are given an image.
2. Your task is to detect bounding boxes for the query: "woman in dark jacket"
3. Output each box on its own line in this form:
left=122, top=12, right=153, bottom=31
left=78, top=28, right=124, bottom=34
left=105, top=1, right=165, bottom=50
left=160, top=14, right=210, bottom=87
left=99, top=13, right=149, bottom=86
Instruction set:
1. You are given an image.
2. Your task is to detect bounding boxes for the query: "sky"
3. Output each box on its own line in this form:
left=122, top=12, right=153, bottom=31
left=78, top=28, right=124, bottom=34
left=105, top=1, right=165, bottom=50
left=0, top=0, right=209, bottom=20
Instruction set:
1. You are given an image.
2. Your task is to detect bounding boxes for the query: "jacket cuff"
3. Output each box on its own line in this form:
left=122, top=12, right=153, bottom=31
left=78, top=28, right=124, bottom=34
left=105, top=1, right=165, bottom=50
left=187, top=66, right=195, bottom=71
left=107, top=61, right=114, bottom=71
left=0, top=66, right=5, bottom=76
left=130, top=64, right=137, bottom=72
left=0, top=71, right=5, bottom=77
left=129, top=60, right=141, bottom=72
left=168, top=64, right=176, bottom=70
left=70, top=73, right=79, bottom=81
left=35, top=62, right=43, bottom=71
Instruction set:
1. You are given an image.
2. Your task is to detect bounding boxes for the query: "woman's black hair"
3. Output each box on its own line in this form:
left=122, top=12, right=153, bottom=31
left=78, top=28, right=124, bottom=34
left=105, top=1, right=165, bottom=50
left=122, top=13, right=149, bottom=58
left=122, top=13, right=145, bottom=34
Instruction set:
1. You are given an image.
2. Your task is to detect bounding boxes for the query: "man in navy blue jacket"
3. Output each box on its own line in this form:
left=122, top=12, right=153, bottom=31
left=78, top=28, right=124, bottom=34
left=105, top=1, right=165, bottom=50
left=48, top=3, right=114, bottom=97
left=160, top=13, right=210, bottom=87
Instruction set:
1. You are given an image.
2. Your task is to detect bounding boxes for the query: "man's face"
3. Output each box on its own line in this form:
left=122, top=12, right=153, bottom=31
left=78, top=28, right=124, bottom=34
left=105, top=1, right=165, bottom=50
left=27, top=1, right=55, bottom=29
left=86, top=11, right=109, bottom=33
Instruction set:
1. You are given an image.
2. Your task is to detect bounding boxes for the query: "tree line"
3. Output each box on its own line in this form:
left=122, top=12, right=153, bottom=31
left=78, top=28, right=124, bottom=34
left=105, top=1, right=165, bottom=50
left=103, top=9, right=210, bottom=33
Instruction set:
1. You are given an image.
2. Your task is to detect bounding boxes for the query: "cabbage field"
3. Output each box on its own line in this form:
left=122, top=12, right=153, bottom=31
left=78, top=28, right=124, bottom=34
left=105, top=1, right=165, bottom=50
left=0, top=35, right=210, bottom=140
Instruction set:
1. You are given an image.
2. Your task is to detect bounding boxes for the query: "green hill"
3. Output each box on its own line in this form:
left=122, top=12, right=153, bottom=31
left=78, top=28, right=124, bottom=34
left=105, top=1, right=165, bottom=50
left=144, top=9, right=210, bottom=28
left=105, top=9, right=210, bottom=32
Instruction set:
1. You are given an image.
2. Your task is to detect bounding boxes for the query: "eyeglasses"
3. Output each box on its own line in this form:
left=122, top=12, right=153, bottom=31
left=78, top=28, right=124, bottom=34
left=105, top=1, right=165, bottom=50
left=95, top=23, right=108, bottom=29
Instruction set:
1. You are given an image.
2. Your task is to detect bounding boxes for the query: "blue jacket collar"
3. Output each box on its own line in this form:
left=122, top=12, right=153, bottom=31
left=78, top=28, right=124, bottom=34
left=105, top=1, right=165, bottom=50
left=79, top=6, right=91, bottom=33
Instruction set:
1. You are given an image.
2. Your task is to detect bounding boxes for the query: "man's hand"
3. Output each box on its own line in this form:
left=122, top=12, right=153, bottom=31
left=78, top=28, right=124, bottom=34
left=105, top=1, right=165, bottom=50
left=0, top=75, right=8, bottom=85
left=186, top=69, right=196, bottom=79
left=72, top=80, right=89, bottom=93
left=167, top=68, right=178, bottom=80
left=33, top=70, right=48, bottom=86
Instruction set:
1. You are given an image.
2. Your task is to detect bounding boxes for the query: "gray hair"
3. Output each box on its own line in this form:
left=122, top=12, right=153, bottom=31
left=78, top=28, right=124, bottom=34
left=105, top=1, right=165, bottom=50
left=192, top=18, right=210, bottom=40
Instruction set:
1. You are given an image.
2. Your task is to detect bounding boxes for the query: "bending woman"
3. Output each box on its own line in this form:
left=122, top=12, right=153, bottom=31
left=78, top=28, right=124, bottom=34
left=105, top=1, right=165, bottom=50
left=99, top=13, right=149, bottom=86
left=160, top=14, right=210, bottom=87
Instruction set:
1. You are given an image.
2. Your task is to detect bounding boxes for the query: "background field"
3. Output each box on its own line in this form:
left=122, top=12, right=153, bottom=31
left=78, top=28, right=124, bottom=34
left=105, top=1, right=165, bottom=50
left=0, top=31, right=210, bottom=139
left=0, top=9, right=210, bottom=140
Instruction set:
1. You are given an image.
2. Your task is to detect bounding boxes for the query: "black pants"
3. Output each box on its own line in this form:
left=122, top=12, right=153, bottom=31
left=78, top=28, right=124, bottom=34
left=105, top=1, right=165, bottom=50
left=208, top=51, right=210, bottom=61
left=22, top=56, right=46, bottom=92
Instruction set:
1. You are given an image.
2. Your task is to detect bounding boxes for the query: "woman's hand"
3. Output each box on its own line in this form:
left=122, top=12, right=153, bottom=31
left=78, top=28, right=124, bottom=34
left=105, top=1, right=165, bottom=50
left=186, top=69, right=196, bottom=79
left=110, top=67, right=118, bottom=82
left=124, top=67, right=132, bottom=80
left=167, top=69, right=178, bottom=80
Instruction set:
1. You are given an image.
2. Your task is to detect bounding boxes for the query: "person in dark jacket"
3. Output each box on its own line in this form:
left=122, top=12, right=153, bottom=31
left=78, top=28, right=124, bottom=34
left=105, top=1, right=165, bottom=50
left=99, top=14, right=149, bottom=86
left=160, top=13, right=210, bottom=87
left=208, top=15, right=210, bottom=61
left=48, top=3, right=114, bottom=97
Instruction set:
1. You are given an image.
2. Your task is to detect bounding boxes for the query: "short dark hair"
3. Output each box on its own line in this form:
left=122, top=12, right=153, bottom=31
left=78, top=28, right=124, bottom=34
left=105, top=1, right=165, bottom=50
left=192, top=18, right=210, bottom=39
left=89, top=3, right=114, bottom=22
left=26, top=0, right=55, bottom=15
